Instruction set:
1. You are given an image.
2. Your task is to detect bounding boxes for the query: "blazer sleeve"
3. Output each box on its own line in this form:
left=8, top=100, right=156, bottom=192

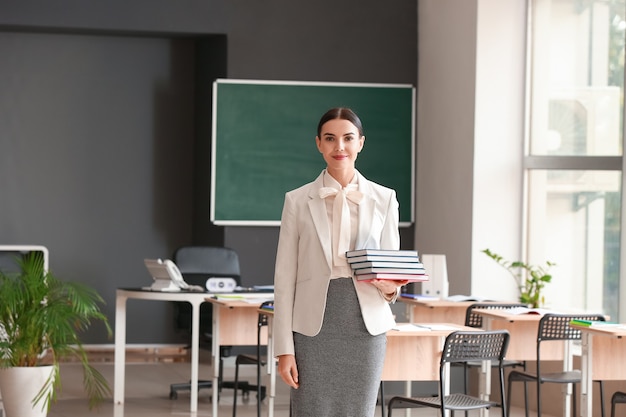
left=380, top=189, right=401, bottom=303
left=380, top=189, right=400, bottom=251
left=272, top=192, right=299, bottom=357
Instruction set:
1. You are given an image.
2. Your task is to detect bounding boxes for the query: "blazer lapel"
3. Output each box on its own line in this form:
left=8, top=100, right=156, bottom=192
left=355, top=171, right=377, bottom=249
left=307, top=172, right=333, bottom=268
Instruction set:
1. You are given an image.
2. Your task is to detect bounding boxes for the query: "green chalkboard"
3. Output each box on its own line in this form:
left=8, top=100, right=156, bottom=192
left=211, top=79, right=415, bottom=226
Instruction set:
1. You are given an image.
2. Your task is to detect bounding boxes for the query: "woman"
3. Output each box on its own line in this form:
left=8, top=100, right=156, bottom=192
left=273, top=107, right=408, bottom=416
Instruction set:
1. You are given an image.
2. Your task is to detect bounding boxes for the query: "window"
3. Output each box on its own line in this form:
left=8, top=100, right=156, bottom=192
left=527, top=0, right=625, bottom=320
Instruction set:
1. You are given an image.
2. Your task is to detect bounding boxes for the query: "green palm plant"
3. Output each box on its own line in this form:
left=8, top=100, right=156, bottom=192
left=482, top=248, right=554, bottom=308
left=0, top=251, right=112, bottom=410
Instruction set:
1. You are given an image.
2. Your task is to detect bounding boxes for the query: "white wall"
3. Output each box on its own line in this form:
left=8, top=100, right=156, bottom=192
left=472, top=0, right=527, bottom=299
left=416, top=0, right=478, bottom=295
left=417, top=0, right=527, bottom=299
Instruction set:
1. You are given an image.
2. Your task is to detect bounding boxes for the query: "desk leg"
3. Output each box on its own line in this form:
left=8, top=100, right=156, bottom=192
left=443, top=359, right=451, bottom=417
left=113, top=293, right=127, bottom=405
left=267, top=317, right=276, bottom=417
left=212, top=303, right=221, bottom=417
left=563, top=341, right=574, bottom=417
left=478, top=318, right=495, bottom=417
left=268, top=356, right=276, bottom=417
left=189, top=299, right=202, bottom=413
left=404, top=381, right=411, bottom=417
left=401, top=303, right=415, bottom=416
left=580, top=333, right=592, bottom=417
left=479, top=360, right=491, bottom=417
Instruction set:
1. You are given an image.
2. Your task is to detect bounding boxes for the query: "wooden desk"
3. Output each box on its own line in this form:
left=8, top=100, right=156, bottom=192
left=113, top=289, right=270, bottom=415
left=570, top=323, right=626, bottom=417
left=399, top=297, right=518, bottom=326
left=399, top=297, right=477, bottom=325
left=475, top=309, right=570, bottom=417
left=382, top=323, right=478, bottom=381
left=205, top=296, right=271, bottom=417
left=473, top=309, right=566, bottom=361
left=384, top=323, right=481, bottom=417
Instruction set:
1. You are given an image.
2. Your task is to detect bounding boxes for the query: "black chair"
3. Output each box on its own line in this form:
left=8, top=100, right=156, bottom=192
left=378, top=381, right=391, bottom=417
left=232, top=300, right=273, bottom=417
left=611, top=391, right=626, bottom=417
left=506, top=313, right=607, bottom=417
left=169, top=246, right=244, bottom=400
left=460, top=302, right=528, bottom=413
left=388, top=330, right=511, bottom=417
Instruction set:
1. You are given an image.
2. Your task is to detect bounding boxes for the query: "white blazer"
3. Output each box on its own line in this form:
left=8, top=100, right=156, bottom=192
left=273, top=170, right=400, bottom=357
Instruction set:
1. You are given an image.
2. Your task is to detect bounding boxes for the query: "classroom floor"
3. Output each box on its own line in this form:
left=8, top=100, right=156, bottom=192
left=34, top=357, right=549, bottom=417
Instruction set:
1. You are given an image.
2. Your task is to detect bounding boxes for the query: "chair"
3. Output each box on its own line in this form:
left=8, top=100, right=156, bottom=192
left=169, top=246, right=244, bottom=400
left=611, top=391, right=626, bottom=417
left=461, top=303, right=527, bottom=396
left=506, top=313, right=606, bottom=417
left=388, top=330, right=510, bottom=417
left=232, top=300, right=273, bottom=417
left=377, top=381, right=392, bottom=417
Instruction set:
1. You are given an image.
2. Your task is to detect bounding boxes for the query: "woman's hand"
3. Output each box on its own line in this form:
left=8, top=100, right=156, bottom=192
left=277, top=354, right=299, bottom=389
left=369, top=279, right=409, bottom=297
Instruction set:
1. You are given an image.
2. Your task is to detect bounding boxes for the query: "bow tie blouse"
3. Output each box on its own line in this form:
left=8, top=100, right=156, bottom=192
left=319, top=172, right=362, bottom=278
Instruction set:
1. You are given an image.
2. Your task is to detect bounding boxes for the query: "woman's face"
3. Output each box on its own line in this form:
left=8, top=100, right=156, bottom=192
left=316, top=118, right=365, bottom=170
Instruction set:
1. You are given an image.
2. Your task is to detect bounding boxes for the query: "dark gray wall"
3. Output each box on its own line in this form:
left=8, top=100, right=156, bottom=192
left=0, top=0, right=418, bottom=344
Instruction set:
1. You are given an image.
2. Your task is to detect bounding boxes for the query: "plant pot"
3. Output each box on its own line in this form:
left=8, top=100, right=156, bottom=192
left=0, top=365, right=54, bottom=417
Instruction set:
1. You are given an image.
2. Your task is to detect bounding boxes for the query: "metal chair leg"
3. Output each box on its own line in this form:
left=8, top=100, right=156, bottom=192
left=379, top=381, right=385, bottom=417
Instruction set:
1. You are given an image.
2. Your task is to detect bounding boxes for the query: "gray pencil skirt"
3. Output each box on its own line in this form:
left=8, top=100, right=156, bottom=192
left=291, top=277, right=386, bottom=417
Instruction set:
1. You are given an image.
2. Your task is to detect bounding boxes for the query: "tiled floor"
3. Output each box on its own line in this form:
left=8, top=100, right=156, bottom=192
left=10, top=357, right=549, bottom=417
left=48, top=358, right=292, bottom=417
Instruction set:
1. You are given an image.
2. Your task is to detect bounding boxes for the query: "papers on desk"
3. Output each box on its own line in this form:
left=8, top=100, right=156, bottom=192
left=392, top=323, right=460, bottom=332
left=445, top=294, right=494, bottom=302
left=505, top=306, right=554, bottom=315
left=212, top=293, right=274, bottom=304
left=393, top=323, right=430, bottom=332
left=400, top=293, right=439, bottom=300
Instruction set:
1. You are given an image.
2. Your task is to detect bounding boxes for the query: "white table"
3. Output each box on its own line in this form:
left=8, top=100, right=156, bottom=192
left=114, top=289, right=210, bottom=413
left=114, top=289, right=271, bottom=415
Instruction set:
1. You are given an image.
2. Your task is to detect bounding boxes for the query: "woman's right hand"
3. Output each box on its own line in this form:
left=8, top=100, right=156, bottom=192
left=277, top=354, right=299, bottom=389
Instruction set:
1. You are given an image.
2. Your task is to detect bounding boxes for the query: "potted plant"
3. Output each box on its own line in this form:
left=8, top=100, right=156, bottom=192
left=0, top=251, right=111, bottom=417
left=482, top=248, right=554, bottom=308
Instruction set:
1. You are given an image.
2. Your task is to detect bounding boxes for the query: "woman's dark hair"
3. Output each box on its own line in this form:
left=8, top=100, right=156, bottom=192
left=316, top=107, right=364, bottom=137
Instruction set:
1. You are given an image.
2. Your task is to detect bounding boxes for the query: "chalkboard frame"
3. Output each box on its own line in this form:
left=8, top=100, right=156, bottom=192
left=210, top=79, right=415, bottom=226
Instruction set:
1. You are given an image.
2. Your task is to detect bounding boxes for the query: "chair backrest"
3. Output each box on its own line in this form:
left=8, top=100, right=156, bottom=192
left=438, top=330, right=510, bottom=410
left=257, top=301, right=274, bottom=346
left=538, top=313, right=605, bottom=342
left=440, top=330, right=510, bottom=366
left=535, top=313, right=606, bottom=363
left=465, top=303, right=527, bottom=328
left=258, top=301, right=274, bottom=327
left=174, top=246, right=241, bottom=287
left=171, top=246, right=242, bottom=336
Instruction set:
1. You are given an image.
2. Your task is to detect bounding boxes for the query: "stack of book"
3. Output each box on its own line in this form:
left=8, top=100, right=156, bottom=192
left=345, top=249, right=429, bottom=282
